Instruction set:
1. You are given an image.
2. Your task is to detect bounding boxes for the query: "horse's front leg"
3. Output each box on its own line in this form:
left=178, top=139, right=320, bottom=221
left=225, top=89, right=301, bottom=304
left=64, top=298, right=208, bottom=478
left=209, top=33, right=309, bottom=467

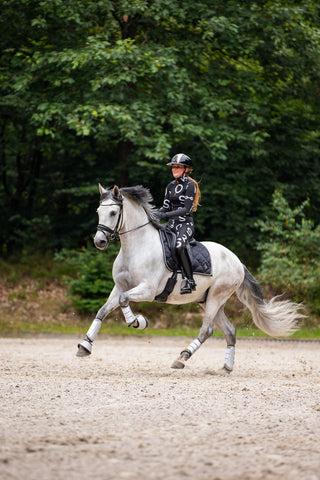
left=118, top=283, right=155, bottom=330
left=76, top=286, right=121, bottom=357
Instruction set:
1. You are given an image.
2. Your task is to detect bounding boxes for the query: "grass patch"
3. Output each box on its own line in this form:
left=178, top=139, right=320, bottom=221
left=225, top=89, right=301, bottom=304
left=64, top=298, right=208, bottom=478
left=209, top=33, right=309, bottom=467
left=2, top=320, right=319, bottom=341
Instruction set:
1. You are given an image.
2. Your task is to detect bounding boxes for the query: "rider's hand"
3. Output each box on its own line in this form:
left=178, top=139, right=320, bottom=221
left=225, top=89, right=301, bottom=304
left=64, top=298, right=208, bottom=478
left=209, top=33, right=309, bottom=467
left=157, top=211, right=167, bottom=220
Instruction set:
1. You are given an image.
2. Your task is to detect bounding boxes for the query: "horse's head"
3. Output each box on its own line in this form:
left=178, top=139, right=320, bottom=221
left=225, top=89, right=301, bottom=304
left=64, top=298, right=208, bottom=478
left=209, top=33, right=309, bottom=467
left=94, top=184, right=123, bottom=250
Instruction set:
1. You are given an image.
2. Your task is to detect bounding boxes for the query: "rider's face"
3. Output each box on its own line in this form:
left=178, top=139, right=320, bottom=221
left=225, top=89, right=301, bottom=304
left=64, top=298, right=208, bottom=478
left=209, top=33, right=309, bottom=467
left=171, top=165, right=185, bottom=179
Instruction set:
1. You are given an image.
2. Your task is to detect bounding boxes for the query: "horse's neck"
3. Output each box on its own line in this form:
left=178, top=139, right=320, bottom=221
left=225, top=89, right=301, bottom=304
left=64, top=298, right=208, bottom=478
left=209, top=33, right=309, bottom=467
left=120, top=200, right=156, bottom=250
left=121, top=199, right=147, bottom=230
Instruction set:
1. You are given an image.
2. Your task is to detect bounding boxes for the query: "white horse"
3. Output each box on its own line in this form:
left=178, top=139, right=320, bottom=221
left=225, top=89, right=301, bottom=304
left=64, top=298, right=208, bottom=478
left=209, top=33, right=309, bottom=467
left=77, top=185, right=303, bottom=373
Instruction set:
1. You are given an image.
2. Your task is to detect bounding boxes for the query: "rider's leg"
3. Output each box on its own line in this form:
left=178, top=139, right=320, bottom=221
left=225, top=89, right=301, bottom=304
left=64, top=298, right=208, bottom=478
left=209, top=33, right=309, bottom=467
left=170, top=222, right=195, bottom=294
left=176, top=245, right=196, bottom=294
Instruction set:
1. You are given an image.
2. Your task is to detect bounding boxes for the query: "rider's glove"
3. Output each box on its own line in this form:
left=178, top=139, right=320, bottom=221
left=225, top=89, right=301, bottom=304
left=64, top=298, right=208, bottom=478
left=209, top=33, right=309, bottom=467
left=157, top=211, right=168, bottom=220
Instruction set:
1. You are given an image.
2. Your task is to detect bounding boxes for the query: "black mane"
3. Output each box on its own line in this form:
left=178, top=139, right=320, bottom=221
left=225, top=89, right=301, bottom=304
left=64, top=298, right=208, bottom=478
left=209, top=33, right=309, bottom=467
left=100, top=185, right=163, bottom=230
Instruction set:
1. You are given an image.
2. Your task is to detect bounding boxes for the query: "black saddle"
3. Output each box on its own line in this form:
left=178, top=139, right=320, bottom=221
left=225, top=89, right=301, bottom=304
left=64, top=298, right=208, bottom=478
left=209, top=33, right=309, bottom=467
left=154, top=229, right=212, bottom=303
left=159, top=229, right=212, bottom=276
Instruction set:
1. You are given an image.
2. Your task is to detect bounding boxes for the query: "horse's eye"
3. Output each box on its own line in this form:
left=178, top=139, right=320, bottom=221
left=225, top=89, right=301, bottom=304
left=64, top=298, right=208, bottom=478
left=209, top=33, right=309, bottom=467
left=110, top=210, right=117, bottom=216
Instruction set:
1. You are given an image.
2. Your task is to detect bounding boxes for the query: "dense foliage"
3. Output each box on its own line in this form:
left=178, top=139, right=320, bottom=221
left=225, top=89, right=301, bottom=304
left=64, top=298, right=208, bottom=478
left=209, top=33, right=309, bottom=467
left=256, top=190, right=320, bottom=314
left=1, top=0, right=320, bottom=261
left=55, top=243, right=119, bottom=313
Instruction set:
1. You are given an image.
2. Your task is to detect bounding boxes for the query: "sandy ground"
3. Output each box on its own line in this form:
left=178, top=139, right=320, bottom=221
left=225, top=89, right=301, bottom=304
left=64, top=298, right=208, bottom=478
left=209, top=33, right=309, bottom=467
left=0, top=335, right=319, bottom=480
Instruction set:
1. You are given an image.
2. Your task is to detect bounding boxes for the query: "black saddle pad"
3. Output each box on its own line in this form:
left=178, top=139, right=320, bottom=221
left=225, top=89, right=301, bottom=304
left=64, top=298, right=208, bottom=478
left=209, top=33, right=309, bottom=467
left=159, top=229, right=212, bottom=276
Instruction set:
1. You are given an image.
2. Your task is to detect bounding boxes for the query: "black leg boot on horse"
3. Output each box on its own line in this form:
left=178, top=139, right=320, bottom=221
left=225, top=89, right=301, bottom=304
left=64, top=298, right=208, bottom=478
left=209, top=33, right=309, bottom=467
left=176, top=246, right=196, bottom=294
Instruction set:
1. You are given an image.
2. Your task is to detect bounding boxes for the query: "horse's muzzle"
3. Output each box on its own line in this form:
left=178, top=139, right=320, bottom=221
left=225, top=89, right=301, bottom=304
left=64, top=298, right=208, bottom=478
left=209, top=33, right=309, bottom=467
left=94, top=231, right=109, bottom=250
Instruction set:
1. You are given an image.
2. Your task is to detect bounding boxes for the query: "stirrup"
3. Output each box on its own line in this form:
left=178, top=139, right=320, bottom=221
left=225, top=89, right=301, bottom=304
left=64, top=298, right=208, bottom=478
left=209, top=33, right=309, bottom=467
left=180, top=278, right=196, bottom=295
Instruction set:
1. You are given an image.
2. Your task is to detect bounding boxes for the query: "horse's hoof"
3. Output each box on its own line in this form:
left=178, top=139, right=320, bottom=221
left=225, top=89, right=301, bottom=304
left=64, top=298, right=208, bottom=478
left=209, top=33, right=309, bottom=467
left=171, top=360, right=185, bottom=369
left=132, top=315, right=148, bottom=330
left=76, top=345, right=91, bottom=357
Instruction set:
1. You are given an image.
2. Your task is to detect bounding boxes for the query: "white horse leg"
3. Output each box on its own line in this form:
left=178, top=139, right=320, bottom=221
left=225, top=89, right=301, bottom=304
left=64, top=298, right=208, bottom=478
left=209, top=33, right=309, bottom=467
left=77, top=286, right=121, bottom=356
left=119, top=293, right=148, bottom=330
left=118, top=283, right=156, bottom=329
left=171, top=298, right=220, bottom=369
left=214, top=306, right=236, bottom=373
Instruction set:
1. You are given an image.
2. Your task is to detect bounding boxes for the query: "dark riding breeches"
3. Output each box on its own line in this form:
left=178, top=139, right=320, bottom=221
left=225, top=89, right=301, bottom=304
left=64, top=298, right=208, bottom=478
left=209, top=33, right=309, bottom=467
left=167, top=219, right=194, bottom=279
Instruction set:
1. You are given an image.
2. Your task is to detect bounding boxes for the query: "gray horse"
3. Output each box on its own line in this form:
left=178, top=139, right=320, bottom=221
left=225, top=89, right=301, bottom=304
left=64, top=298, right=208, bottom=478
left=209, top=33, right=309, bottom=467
left=77, top=185, right=303, bottom=373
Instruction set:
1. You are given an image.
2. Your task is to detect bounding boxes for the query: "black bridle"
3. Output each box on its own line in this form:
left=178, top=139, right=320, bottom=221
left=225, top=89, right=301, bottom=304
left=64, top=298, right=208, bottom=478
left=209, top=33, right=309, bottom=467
left=97, top=202, right=123, bottom=241
left=96, top=200, right=150, bottom=242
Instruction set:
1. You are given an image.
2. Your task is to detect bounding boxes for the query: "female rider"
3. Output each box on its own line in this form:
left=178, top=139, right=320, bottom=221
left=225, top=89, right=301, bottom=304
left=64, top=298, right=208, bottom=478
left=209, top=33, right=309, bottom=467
left=157, top=153, right=201, bottom=294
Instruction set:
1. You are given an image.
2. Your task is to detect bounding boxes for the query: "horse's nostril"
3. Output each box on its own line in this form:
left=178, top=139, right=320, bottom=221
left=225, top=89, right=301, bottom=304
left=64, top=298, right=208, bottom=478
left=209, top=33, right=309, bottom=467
left=94, top=236, right=108, bottom=250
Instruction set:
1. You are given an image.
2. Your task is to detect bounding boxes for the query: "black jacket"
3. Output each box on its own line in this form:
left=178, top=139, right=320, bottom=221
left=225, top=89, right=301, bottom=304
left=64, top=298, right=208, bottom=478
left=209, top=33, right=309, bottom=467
left=159, top=176, right=196, bottom=222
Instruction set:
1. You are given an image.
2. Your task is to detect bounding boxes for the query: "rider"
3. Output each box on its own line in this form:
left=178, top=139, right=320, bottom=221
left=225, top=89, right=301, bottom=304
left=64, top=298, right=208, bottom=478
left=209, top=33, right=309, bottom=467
left=157, top=153, right=201, bottom=294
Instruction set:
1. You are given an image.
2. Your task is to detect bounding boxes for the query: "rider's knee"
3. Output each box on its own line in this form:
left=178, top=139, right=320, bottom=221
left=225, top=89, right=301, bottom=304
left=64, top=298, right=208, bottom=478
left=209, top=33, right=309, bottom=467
left=176, top=244, right=186, bottom=256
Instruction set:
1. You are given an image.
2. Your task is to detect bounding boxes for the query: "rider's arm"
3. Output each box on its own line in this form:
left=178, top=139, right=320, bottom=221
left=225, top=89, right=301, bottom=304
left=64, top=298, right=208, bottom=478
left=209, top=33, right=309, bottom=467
left=158, top=185, right=172, bottom=217
left=158, top=181, right=196, bottom=219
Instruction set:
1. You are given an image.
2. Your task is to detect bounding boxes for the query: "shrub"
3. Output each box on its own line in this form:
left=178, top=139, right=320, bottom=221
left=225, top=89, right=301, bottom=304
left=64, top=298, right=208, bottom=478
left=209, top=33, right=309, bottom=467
left=256, top=190, right=320, bottom=314
left=55, top=243, right=120, bottom=313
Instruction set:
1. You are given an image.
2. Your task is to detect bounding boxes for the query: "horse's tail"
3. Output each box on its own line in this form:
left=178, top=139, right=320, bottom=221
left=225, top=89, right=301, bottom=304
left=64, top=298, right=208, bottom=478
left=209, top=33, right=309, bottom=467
left=236, top=265, right=304, bottom=337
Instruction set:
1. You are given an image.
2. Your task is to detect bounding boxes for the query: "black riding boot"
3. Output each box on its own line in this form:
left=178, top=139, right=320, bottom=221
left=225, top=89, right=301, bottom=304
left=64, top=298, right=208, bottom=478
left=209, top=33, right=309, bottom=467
left=177, top=247, right=196, bottom=294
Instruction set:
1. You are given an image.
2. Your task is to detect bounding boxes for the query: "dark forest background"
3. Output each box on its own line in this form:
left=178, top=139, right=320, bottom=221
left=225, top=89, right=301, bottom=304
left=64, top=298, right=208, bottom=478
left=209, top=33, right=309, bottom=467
left=1, top=0, right=319, bottom=267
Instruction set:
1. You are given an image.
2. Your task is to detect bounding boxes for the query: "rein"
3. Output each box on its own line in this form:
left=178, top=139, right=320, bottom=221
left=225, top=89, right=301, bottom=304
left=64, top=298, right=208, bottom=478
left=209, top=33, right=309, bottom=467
left=97, top=202, right=150, bottom=241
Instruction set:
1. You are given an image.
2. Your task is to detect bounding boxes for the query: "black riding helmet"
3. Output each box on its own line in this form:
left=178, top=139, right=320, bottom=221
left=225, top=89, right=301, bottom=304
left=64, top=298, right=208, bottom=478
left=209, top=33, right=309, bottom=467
left=166, top=153, right=193, bottom=168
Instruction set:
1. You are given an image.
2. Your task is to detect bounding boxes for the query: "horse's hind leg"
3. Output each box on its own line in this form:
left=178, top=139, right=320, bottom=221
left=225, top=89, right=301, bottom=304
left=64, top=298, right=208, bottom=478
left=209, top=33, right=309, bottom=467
left=171, top=299, right=220, bottom=369
left=171, top=298, right=237, bottom=372
left=214, top=306, right=236, bottom=373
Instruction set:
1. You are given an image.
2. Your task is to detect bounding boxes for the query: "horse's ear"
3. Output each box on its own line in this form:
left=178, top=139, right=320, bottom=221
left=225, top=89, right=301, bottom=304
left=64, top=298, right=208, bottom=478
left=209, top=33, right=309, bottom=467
left=99, top=183, right=107, bottom=196
left=113, top=185, right=120, bottom=198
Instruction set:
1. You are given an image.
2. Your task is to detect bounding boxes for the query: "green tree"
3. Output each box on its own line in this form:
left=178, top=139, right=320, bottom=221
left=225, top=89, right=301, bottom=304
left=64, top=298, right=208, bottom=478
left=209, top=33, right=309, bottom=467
left=256, top=190, right=320, bottom=314
left=1, top=0, right=320, bottom=257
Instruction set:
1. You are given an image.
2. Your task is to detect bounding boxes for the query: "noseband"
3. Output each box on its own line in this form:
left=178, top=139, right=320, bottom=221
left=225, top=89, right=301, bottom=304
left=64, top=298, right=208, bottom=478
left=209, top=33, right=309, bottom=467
left=97, top=200, right=150, bottom=242
left=97, top=202, right=123, bottom=241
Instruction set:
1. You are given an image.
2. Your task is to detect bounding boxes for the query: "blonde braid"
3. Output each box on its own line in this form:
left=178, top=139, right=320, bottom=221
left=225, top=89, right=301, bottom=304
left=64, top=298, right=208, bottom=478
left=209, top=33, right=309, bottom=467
left=188, top=176, right=201, bottom=212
